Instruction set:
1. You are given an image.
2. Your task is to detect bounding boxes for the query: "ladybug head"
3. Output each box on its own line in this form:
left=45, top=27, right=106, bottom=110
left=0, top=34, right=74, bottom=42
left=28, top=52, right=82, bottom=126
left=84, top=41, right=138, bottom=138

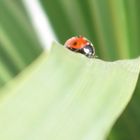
left=81, top=44, right=95, bottom=58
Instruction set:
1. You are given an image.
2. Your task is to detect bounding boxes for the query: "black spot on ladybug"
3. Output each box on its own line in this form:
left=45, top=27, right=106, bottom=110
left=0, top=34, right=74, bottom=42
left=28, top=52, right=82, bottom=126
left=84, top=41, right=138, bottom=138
left=73, top=42, right=77, bottom=46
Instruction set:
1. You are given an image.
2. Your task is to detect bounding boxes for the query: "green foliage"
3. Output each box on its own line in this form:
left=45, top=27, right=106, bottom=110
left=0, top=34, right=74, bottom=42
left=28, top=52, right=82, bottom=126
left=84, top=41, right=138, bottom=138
left=0, top=0, right=43, bottom=87
left=0, top=43, right=140, bottom=140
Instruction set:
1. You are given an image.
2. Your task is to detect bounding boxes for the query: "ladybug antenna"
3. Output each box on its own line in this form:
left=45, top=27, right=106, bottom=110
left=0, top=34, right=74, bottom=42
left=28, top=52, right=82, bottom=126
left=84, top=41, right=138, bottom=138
left=77, top=35, right=83, bottom=38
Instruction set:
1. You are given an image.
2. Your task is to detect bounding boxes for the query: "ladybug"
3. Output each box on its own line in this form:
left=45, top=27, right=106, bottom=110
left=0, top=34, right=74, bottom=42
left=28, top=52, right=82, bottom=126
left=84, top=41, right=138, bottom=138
left=64, top=36, right=95, bottom=58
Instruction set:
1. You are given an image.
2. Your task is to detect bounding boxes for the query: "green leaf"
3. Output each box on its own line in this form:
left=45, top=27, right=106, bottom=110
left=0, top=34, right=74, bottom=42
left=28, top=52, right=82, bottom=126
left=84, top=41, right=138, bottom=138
left=0, top=43, right=139, bottom=140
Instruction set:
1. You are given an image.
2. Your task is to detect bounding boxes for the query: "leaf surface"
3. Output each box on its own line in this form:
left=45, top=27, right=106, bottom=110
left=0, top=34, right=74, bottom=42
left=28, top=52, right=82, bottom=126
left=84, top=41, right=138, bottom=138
left=0, top=43, right=139, bottom=140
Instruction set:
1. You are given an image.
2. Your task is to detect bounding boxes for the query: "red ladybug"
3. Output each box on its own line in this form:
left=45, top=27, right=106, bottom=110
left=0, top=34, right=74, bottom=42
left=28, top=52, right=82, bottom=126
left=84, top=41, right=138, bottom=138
left=64, top=36, right=95, bottom=58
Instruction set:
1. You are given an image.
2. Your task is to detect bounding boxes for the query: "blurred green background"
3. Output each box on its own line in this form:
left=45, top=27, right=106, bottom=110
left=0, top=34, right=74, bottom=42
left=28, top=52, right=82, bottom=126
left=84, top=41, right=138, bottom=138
left=0, top=0, right=140, bottom=139
left=41, top=0, right=140, bottom=60
left=0, top=0, right=43, bottom=87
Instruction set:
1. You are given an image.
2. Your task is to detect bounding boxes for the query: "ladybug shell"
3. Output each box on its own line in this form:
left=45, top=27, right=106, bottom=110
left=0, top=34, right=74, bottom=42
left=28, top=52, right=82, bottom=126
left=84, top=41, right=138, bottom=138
left=64, top=36, right=95, bottom=58
left=64, top=36, right=90, bottom=49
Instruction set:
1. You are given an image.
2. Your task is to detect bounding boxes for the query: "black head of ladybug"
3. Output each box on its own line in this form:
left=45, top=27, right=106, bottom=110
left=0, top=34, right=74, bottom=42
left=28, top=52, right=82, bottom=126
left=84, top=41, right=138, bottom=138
left=78, top=44, right=95, bottom=58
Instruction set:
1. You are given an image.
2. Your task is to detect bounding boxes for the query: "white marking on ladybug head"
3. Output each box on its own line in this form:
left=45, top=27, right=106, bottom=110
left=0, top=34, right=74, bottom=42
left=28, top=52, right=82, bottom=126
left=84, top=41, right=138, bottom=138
left=83, top=47, right=90, bottom=54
